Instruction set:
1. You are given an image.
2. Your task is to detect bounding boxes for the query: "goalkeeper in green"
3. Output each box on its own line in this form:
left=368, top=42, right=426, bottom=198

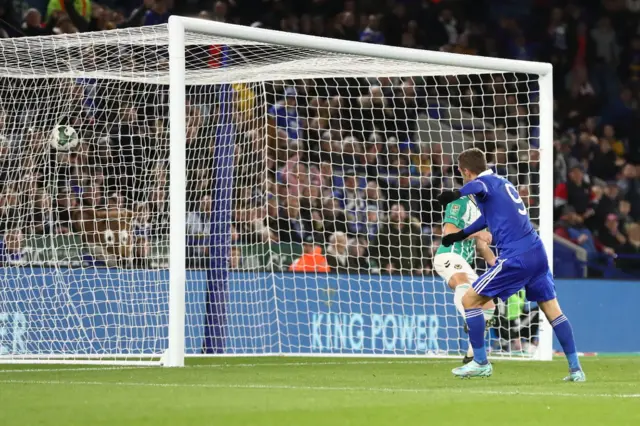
left=433, top=195, right=496, bottom=364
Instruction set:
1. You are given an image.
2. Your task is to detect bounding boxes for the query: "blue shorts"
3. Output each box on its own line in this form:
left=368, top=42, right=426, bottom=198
left=472, top=244, right=556, bottom=302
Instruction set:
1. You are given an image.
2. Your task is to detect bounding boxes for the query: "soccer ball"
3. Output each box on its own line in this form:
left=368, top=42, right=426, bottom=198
left=49, top=125, right=79, bottom=151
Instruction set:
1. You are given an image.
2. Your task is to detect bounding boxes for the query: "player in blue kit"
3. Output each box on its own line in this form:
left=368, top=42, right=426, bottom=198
left=438, top=148, right=586, bottom=381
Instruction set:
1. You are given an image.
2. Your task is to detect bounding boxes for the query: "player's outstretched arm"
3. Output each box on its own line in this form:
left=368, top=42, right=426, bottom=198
left=441, top=216, right=488, bottom=247
left=460, top=180, right=488, bottom=199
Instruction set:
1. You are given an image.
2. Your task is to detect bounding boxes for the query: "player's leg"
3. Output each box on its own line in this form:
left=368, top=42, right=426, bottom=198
left=433, top=254, right=474, bottom=360
left=526, top=271, right=586, bottom=382
left=449, top=274, right=496, bottom=325
left=433, top=253, right=495, bottom=363
left=448, top=273, right=496, bottom=362
left=460, top=287, right=493, bottom=361
left=452, top=257, right=524, bottom=378
left=448, top=273, right=478, bottom=361
left=451, top=286, right=494, bottom=377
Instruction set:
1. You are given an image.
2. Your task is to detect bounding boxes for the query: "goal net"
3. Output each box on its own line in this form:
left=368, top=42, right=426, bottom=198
left=0, top=18, right=552, bottom=365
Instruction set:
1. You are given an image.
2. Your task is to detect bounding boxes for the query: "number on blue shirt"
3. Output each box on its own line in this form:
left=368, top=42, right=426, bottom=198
left=505, top=183, right=527, bottom=216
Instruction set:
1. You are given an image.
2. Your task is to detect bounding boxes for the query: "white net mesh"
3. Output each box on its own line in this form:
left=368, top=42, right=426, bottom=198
left=0, top=24, right=543, bottom=362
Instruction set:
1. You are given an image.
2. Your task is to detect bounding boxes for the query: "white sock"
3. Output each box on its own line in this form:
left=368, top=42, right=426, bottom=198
left=466, top=345, right=474, bottom=358
left=453, top=284, right=470, bottom=318
left=483, top=308, right=494, bottom=322
left=455, top=284, right=477, bottom=359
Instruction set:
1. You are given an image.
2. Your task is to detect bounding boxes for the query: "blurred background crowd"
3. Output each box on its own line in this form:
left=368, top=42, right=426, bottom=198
left=0, top=0, right=639, bottom=278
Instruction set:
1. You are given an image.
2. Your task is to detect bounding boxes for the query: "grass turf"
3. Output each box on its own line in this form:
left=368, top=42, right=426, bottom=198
left=0, top=357, right=639, bottom=426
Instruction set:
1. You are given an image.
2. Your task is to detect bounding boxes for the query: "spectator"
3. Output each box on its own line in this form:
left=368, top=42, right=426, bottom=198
left=451, top=32, right=477, bottom=56
left=519, top=185, right=539, bottom=222
left=268, top=87, right=302, bottom=141
left=186, top=194, right=211, bottom=265
left=601, top=87, right=635, bottom=137
left=602, top=124, right=625, bottom=158
left=0, top=228, right=24, bottom=266
left=229, top=245, right=243, bottom=270
left=589, top=138, right=619, bottom=181
left=359, top=14, right=384, bottom=44
left=554, top=165, right=592, bottom=217
left=30, top=190, right=54, bottom=235
left=590, top=16, right=620, bottom=98
left=334, top=168, right=367, bottom=236
left=54, top=14, right=78, bottom=34
left=618, top=199, right=634, bottom=229
left=270, top=195, right=312, bottom=244
left=54, top=189, right=78, bottom=234
left=598, top=213, right=627, bottom=253
left=212, top=1, right=227, bottom=23
left=0, top=188, right=20, bottom=234
left=315, top=197, right=347, bottom=242
left=555, top=208, right=615, bottom=266
left=384, top=2, right=406, bottom=47
left=436, top=8, right=458, bottom=48
left=21, top=8, right=53, bottom=36
left=600, top=182, right=622, bottom=220
left=47, top=0, right=91, bottom=22
left=325, top=231, right=367, bottom=274
left=369, top=203, right=427, bottom=275
left=361, top=204, right=380, bottom=242
left=143, top=0, right=171, bottom=26
left=546, top=7, right=568, bottom=67
left=289, top=235, right=329, bottom=273
left=509, top=33, right=536, bottom=61
left=565, top=67, right=600, bottom=123
left=333, top=11, right=358, bottom=41
left=618, top=164, right=640, bottom=219
left=132, top=202, right=151, bottom=265
left=63, top=0, right=150, bottom=32
left=618, top=223, right=640, bottom=275
left=364, top=179, right=385, bottom=211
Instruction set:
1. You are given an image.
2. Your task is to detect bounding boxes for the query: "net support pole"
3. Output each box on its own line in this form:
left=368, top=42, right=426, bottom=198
left=167, top=16, right=187, bottom=367
left=534, top=70, right=554, bottom=362
left=202, top=47, right=235, bottom=354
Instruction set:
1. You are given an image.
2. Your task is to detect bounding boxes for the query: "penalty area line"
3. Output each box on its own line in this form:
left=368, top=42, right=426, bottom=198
left=1, top=379, right=639, bottom=399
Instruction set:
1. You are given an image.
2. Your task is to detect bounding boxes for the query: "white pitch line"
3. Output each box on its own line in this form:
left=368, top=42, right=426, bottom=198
left=191, top=360, right=457, bottom=368
left=0, top=359, right=456, bottom=373
left=0, top=366, right=142, bottom=374
left=1, top=379, right=639, bottom=399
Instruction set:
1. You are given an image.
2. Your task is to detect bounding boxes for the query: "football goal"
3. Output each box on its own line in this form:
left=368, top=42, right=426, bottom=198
left=0, top=17, right=553, bottom=366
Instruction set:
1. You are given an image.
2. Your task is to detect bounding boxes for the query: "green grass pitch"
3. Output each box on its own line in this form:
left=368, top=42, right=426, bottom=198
left=0, top=357, right=639, bottom=426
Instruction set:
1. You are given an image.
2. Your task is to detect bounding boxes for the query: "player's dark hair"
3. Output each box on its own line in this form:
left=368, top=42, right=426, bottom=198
left=458, top=148, right=487, bottom=175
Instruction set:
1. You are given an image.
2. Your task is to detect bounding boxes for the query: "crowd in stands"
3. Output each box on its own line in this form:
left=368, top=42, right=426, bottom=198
left=1, top=0, right=640, bottom=278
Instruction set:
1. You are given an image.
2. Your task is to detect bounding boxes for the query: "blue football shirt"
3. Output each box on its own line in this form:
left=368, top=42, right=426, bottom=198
left=459, top=170, right=540, bottom=257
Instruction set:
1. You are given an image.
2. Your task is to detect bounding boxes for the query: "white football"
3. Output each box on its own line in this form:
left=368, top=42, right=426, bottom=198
left=49, top=125, right=79, bottom=151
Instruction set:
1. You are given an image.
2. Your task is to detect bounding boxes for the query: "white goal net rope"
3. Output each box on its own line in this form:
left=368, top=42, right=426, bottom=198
left=0, top=24, right=542, bottom=362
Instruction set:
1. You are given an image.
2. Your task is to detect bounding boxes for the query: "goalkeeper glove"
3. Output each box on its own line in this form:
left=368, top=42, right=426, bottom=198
left=437, top=190, right=461, bottom=208
left=441, top=230, right=467, bottom=247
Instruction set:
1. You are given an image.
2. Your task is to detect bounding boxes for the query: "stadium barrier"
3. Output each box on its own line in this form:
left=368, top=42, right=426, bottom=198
left=555, top=279, right=640, bottom=354
left=0, top=269, right=636, bottom=355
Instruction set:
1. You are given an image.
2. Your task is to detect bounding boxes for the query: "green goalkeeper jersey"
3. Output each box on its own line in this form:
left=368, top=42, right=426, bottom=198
left=435, top=196, right=481, bottom=264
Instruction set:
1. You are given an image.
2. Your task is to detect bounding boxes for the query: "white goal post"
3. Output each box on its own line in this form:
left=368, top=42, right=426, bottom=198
left=0, top=16, right=553, bottom=367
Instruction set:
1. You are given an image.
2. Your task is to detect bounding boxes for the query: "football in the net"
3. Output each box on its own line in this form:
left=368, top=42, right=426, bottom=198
left=49, top=125, right=79, bottom=151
